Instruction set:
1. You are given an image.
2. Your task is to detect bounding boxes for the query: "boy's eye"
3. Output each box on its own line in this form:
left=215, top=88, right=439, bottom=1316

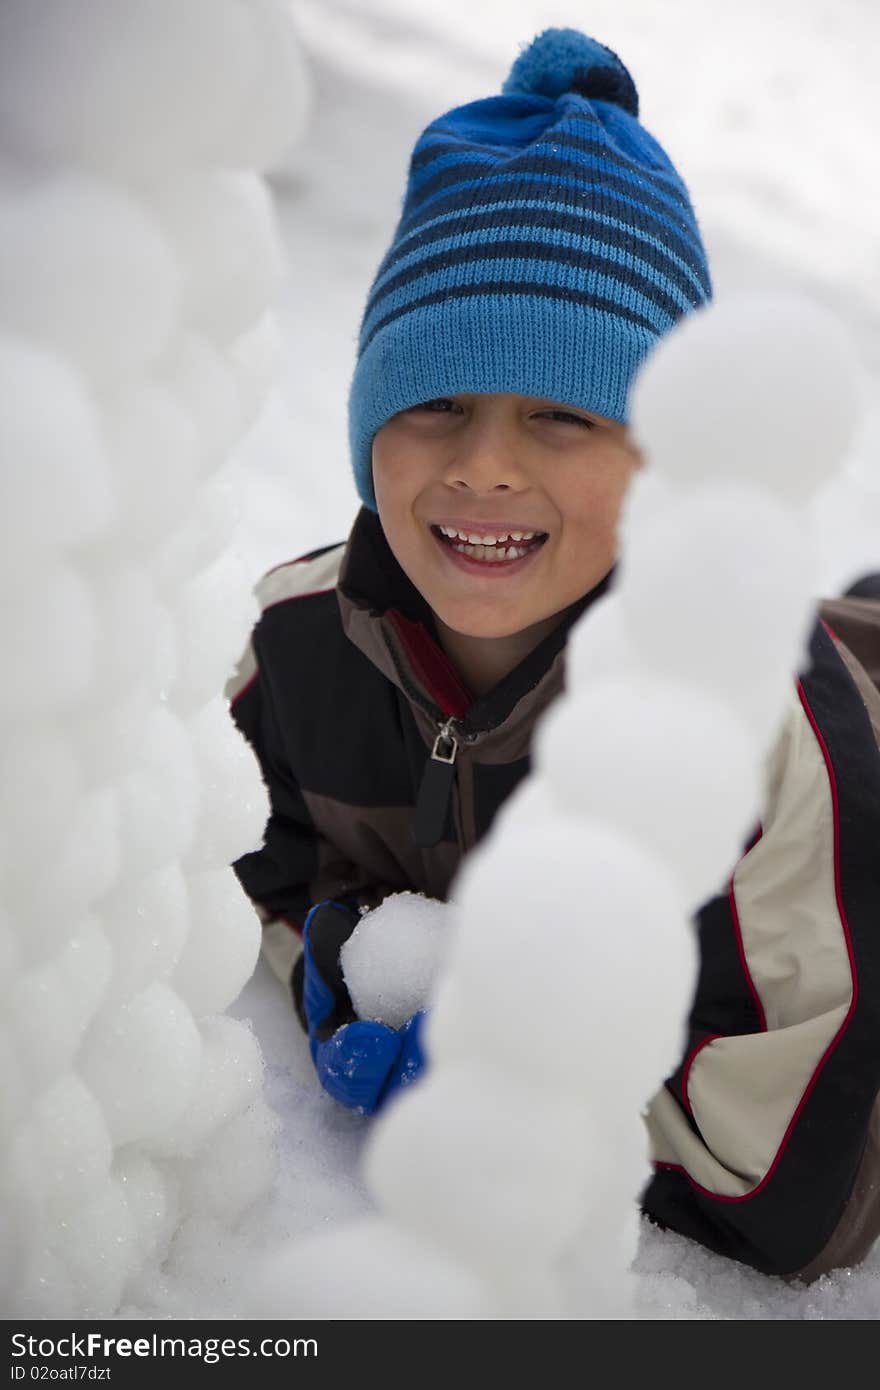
left=538, top=409, right=595, bottom=429
left=410, top=398, right=461, bottom=414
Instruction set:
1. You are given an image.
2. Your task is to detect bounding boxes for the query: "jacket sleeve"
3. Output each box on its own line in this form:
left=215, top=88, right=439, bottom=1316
left=640, top=607, right=880, bottom=1281
left=224, top=627, right=400, bottom=1015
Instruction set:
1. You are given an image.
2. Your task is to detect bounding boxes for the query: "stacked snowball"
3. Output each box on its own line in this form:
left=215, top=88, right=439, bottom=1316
left=246, top=296, right=864, bottom=1320
left=0, top=0, right=309, bottom=1318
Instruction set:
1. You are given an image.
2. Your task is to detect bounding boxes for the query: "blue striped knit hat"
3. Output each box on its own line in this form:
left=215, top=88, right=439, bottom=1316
left=349, top=28, right=712, bottom=512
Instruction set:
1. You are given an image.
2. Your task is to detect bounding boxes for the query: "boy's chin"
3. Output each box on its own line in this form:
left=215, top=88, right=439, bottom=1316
left=433, top=605, right=548, bottom=642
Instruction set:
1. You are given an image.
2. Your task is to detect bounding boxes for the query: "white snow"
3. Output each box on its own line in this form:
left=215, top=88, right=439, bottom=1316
left=533, top=677, right=760, bottom=910
left=0, top=177, right=181, bottom=382
left=341, top=892, right=451, bottom=1030
left=630, top=296, right=865, bottom=499
left=1, top=0, right=879, bottom=1325
left=0, top=0, right=306, bottom=1320
left=616, top=482, right=818, bottom=747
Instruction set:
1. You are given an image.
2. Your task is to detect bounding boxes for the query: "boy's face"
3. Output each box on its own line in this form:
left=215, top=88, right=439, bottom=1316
left=372, top=392, right=641, bottom=641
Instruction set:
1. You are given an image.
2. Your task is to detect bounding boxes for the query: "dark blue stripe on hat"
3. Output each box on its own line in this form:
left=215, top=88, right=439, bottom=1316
left=411, top=122, right=684, bottom=197
left=371, top=206, right=709, bottom=306
left=363, top=237, right=689, bottom=330
left=406, top=153, right=692, bottom=228
left=397, top=177, right=710, bottom=295
left=359, top=280, right=661, bottom=358
left=407, top=149, right=500, bottom=191
left=409, top=133, right=526, bottom=173
left=546, top=127, right=680, bottom=180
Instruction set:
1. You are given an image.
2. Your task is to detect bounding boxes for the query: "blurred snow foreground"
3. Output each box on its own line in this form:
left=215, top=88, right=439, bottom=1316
left=0, top=0, right=310, bottom=1318
left=0, top=0, right=876, bottom=1326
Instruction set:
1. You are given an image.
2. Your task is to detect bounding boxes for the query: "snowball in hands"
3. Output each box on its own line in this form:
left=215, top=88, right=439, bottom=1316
left=340, top=892, right=451, bottom=1030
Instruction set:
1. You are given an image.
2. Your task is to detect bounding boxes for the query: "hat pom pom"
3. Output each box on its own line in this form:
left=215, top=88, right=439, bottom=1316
left=502, top=28, right=639, bottom=117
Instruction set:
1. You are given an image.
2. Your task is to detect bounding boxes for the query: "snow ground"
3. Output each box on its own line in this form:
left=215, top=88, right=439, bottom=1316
left=225, top=1, right=880, bottom=1319
left=231, top=956, right=880, bottom=1320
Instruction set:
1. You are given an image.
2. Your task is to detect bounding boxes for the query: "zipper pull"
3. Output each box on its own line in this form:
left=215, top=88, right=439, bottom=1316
left=412, top=717, right=459, bottom=848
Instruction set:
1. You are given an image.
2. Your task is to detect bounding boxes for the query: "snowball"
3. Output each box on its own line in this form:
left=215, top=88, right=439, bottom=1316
left=117, top=707, right=199, bottom=876
left=0, top=911, right=19, bottom=994
left=24, top=1074, right=113, bottom=1217
left=630, top=294, right=864, bottom=500
left=0, top=174, right=180, bottom=382
left=0, top=336, right=114, bottom=552
left=340, top=891, right=452, bottom=1029
left=533, top=676, right=763, bottom=909
left=429, top=817, right=692, bottom=1099
left=152, top=173, right=285, bottom=344
left=52, top=1176, right=135, bottom=1317
left=222, top=0, right=313, bottom=172
left=228, top=313, right=285, bottom=429
left=365, top=1063, right=594, bottom=1277
left=153, top=474, right=240, bottom=591
left=152, top=1015, right=264, bottom=1159
left=78, top=983, right=201, bottom=1146
left=0, top=1153, right=31, bottom=1314
left=168, top=552, right=258, bottom=714
left=564, top=590, right=638, bottom=688
left=558, top=1203, right=642, bottom=1320
left=176, top=1095, right=278, bottom=1221
left=0, top=558, right=98, bottom=721
left=112, top=1150, right=177, bottom=1270
left=0, top=0, right=260, bottom=176
left=88, top=566, right=177, bottom=700
left=183, top=696, right=268, bottom=871
left=161, top=334, right=245, bottom=474
left=0, top=725, right=82, bottom=878
left=171, top=869, right=261, bottom=1016
left=102, top=863, right=190, bottom=1000
left=12, top=918, right=112, bottom=1084
left=8, top=1248, right=76, bottom=1321
left=618, top=482, right=817, bottom=743
left=241, top=1215, right=494, bottom=1320
left=11, top=786, right=121, bottom=945
left=67, top=692, right=154, bottom=793
left=0, top=1023, right=30, bottom=1134
left=95, top=381, right=200, bottom=553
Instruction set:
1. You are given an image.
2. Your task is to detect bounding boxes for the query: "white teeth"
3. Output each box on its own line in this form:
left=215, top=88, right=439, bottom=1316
left=450, top=541, right=532, bottom=562
left=438, top=525, right=543, bottom=546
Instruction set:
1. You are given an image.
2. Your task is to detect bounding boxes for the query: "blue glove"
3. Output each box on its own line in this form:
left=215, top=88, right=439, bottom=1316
left=381, top=1009, right=428, bottom=1105
left=301, top=900, right=428, bottom=1114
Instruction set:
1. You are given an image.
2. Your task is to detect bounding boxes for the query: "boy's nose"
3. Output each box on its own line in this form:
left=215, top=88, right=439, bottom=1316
left=440, top=421, right=529, bottom=494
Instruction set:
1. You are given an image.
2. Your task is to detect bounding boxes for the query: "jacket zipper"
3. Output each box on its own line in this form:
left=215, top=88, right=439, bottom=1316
left=381, top=629, right=484, bottom=850
left=412, top=715, right=465, bottom=849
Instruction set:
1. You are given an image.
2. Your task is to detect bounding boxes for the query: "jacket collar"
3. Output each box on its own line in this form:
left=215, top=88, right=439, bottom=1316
left=336, top=507, right=614, bottom=736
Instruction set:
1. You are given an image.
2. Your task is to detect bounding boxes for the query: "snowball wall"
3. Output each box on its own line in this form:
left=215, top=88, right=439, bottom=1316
left=0, top=0, right=308, bottom=1318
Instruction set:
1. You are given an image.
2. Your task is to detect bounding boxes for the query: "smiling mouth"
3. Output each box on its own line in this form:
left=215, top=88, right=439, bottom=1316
left=429, top=525, right=548, bottom=563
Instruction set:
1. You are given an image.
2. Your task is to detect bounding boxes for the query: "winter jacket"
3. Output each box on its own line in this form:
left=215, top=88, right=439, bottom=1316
left=226, top=504, right=880, bottom=1282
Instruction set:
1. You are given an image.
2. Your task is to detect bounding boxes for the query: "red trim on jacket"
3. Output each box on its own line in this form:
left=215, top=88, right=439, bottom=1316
left=387, top=609, right=473, bottom=717
left=680, top=1033, right=724, bottom=1115
left=656, top=676, right=858, bottom=1204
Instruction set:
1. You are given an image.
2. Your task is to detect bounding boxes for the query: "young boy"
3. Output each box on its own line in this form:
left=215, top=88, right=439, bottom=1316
left=226, top=30, right=880, bottom=1282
